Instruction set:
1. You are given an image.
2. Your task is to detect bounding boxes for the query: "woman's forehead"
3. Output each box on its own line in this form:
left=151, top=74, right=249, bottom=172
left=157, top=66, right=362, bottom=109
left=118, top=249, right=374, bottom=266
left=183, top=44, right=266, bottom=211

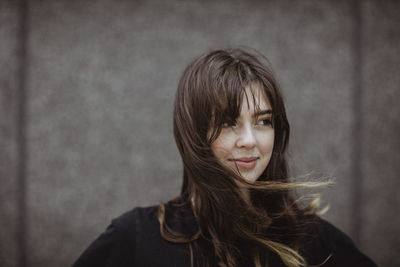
left=209, top=81, right=272, bottom=121
left=241, top=83, right=271, bottom=112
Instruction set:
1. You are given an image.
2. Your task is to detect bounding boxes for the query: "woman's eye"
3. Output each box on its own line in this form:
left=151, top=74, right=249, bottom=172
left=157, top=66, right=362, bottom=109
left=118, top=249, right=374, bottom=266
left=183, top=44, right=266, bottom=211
left=257, top=118, right=272, bottom=126
left=221, top=121, right=236, bottom=128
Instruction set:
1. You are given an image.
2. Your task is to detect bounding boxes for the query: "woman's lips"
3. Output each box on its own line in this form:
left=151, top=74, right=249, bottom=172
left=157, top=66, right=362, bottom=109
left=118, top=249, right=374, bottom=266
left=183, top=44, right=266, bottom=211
left=232, top=157, right=258, bottom=169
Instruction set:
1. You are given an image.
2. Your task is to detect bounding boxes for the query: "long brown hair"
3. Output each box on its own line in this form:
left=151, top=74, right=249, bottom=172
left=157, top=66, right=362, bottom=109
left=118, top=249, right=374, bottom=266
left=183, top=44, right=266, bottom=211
left=158, top=48, right=317, bottom=267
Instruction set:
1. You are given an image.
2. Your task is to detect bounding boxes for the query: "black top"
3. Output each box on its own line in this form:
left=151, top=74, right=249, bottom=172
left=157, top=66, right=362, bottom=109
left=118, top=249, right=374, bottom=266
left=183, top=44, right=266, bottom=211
left=72, top=199, right=377, bottom=267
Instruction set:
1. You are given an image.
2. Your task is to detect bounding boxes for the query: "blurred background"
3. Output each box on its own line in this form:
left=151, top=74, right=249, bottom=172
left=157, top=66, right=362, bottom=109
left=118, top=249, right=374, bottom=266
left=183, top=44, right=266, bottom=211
left=1, top=0, right=399, bottom=266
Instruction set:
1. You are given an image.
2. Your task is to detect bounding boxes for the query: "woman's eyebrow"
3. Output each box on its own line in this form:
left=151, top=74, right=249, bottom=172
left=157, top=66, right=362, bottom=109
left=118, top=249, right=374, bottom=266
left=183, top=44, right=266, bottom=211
left=254, top=109, right=272, bottom=116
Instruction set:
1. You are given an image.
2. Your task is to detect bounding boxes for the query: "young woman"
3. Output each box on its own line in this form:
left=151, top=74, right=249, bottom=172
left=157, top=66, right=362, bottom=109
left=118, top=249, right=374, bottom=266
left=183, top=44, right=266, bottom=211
left=72, top=48, right=377, bottom=267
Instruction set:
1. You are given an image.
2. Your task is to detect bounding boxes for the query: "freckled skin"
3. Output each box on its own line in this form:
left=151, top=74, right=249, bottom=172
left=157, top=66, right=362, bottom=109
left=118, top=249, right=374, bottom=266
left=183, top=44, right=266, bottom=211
left=211, top=86, right=275, bottom=183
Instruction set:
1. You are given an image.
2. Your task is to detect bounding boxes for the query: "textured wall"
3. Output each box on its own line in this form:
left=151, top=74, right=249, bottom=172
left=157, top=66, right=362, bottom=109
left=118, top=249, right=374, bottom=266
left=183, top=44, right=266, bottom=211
left=361, top=0, right=400, bottom=262
left=1, top=0, right=399, bottom=266
left=0, top=1, right=19, bottom=267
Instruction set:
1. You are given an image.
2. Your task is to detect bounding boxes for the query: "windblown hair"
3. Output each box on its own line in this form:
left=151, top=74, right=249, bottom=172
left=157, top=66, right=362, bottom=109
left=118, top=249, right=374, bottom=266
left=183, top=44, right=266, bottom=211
left=158, top=48, right=322, bottom=267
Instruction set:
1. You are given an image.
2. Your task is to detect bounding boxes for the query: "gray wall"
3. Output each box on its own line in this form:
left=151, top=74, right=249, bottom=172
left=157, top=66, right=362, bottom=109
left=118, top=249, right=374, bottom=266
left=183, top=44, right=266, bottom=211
left=1, top=0, right=399, bottom=266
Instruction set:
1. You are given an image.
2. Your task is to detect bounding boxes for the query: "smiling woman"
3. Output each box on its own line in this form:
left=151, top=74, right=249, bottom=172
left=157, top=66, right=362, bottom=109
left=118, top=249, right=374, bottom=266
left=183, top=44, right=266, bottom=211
left=72, top=48, right=377, bottom=267
left=210, top=85, right=275, bottom=183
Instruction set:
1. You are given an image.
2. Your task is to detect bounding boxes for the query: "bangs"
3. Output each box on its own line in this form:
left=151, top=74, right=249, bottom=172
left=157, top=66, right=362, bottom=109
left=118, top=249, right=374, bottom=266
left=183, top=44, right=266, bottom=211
left=207, top=61, right=271, bottom=143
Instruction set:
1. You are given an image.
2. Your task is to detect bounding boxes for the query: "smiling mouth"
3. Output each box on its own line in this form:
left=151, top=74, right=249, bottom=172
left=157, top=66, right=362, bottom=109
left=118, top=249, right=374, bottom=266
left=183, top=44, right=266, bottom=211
left=230, top=157, right=258, bottom=169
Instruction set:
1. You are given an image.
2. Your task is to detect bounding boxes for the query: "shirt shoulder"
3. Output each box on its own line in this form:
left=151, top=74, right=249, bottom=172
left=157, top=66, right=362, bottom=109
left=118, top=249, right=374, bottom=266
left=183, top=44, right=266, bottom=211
left=71, top=205, right=158, bottom=267
left=301, top=216, right=378, bottom=267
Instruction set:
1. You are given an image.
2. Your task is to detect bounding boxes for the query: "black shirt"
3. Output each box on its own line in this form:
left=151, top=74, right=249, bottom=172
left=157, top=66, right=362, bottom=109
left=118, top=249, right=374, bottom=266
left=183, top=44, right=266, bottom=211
left=72, top=199, right=377, bottom=267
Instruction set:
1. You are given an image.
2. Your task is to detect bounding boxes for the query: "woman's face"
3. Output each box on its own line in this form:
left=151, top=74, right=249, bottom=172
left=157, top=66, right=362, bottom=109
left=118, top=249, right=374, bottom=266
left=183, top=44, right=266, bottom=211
left=211, top=85, right=275, bottom=183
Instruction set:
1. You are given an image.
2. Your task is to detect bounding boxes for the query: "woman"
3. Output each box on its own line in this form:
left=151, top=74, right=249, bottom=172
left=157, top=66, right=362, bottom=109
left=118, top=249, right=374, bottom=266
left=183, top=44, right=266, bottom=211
left=72, top=48, right=377, bottom=267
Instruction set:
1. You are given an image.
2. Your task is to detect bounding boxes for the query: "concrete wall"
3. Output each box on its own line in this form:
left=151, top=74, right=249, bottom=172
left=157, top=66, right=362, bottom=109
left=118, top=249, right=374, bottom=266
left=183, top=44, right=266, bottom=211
left=1, top=0, right=399, bottom=266
left=361, top=0, right=400, bottom=262
left=0, top=1, right=20, bottom=267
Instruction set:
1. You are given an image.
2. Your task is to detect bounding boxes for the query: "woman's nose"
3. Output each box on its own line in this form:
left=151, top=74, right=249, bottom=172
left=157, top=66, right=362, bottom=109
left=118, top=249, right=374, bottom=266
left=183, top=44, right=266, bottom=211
left=235, top=126, right=256, bottom=149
